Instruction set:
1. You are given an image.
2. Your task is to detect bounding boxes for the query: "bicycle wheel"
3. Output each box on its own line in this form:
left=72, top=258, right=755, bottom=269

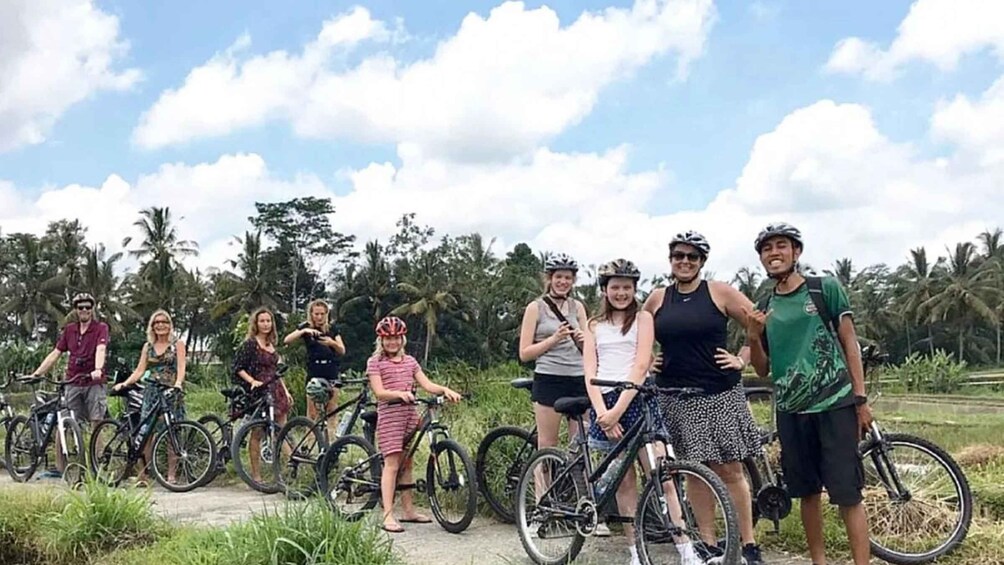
left=60, top=418, right=86, bottom=487
left=476, top=425, right=535, bottom=523
left=275, top=416, right=328, bottom=499
left=427, top=438, right=477, bottom=533
left=89, top=419, right=132, bottom=486
left=197, top=414, right=230, bottom=477
left=150, top=420, right=217, bottom=493
left=515, top=447, right=587, bottom=565
left=741, top=457, right=764, bottom=524
left=860, top=433, right=972, bottom=564
left=0, top=416, right=12, bottom=470
left=317, top=434, right=381, bottom=520
left=231, top=418, right=283, bottom=493
left=5, top=415, right=40, bottom=482
left=636, top=459, right=741, bottom=565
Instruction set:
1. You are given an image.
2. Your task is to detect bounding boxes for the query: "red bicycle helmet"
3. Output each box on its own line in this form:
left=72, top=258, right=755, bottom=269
left=375, top=316, right=408, bottom=337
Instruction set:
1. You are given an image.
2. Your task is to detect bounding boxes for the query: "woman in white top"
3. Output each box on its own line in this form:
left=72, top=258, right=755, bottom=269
left=584, top=259, right=702, bottom=565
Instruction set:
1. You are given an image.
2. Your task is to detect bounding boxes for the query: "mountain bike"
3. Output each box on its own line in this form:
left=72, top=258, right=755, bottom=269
left=273, top=376, right=377, bottom=499
left=515, top=379, right=740, bottom=565
left=89, top=382, right=216, bottom=492
left=475, top=377, right=539, bottom=523
left=4, top=374, right=86, bottom=486
left=742, top=386, right=972, bottom=565
left=316, top=395, right=478, bottom=534
left=0, top=372, right=15, bottom=471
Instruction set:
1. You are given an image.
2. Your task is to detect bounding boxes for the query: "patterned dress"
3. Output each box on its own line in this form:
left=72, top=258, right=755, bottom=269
left=232, top=338, right=290, bottom=418
left=368, top=354, right=421, bottom=456
left=140, top=339, right=185, bottom=422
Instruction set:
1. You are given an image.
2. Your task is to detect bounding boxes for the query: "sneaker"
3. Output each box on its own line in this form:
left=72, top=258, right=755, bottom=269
left=675, top=542, right=704, bottom=565
left=695, top=542, right=726, bottom=565
left=742, top=544, right=765, bottom=565
left=594, top=522, right=612, bottom=537
left=629, top=547, right=642, bottom=565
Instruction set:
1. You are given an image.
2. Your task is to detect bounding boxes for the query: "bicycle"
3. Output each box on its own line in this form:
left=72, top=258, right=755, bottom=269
left=742, top=386, right=973, bottom=564
left=89, top=382, right=217, bottom=492
left=475, top=377, right=539, bottom=523
left=316, top=394, right=478, bottom=534
left=4, top=374, right=86, bottom=486
left=0, top=372, right=17, bottom=471
left=516, top=379, right=740, bottom=565
left=273, top=376, right=377, bottom=499
left=88, top=382, right=145, bottom=475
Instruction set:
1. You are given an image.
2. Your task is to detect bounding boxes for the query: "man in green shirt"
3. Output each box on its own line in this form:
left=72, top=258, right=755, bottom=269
left=745, top=223, right=872, bottom=565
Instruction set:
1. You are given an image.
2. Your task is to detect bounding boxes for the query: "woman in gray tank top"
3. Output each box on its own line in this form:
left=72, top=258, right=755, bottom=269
left=518, top=253, right=588, bottom=450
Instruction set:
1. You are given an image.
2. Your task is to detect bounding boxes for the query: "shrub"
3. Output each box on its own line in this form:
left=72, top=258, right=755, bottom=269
left=888, top=350, right=968, bottom=393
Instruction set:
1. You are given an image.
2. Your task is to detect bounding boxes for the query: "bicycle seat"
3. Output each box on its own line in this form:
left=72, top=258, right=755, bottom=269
left=553, top=396, right=591, bottom=417
left=361, top=411, right=377, bottom=425
left=510, top=378, right=533, bottom=391
left=744, top=387, right=773, bottom=399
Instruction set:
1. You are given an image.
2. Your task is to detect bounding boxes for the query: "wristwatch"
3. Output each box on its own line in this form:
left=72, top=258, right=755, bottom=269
left=853, top=394, right=868, bottom=406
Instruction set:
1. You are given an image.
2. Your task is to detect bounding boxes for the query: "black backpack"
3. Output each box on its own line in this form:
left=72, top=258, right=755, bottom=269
left=756, top=276, right=838, bottom=354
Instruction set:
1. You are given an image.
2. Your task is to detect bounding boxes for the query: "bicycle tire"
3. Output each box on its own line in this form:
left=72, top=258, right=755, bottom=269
left=196, top=414, right=229, bottom=482
left=4, top=415, right=39, bottom=482
left=60, top=417, right=86, bottom=487
left=515, top=447, right=587, bottom=565
left=317, top=434, right=381, bottom=520
left=475, top=425, right=535, bottom=523
left=150, top=420, right=217, bottom=493
left=231, top=418, right=283, bottom=494
left=636, top=459, right=741, bottom=565
left=742, top=456, right=765, bottom=524
left=859, top=432, right=972, bottom=565
left=274, top=416, right=328, bottom=500
left=89, top=419, right=132, bottom=486
left=427, top=438, right=478, bottom=533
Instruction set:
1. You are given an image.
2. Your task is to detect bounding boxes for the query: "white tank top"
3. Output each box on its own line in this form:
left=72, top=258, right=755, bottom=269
left=594, top=318, right=639, bottom=393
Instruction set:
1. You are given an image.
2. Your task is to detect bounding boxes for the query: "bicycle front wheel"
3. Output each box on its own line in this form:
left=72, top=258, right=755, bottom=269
left=427, top=438, right=477, bottom=533
left=274, top=416, right=328, bottom=499
left=476, top=425, right=536, bottom=523
left=60, top=418, right=86, bottom=487
left=515, top=447, right=587, bottom=565
left=150, top=420, right=217, bottom=492
left=636, top=459, right=741, bottom=565
left=231, top=419, right=283, bottom=493
left=89, top=419, right=132, bottom=486
left=860, top=433, right=972, bottom=564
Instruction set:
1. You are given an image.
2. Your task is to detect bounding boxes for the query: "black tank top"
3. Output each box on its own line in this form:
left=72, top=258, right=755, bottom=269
left=654, top=280, right=740, bottom=394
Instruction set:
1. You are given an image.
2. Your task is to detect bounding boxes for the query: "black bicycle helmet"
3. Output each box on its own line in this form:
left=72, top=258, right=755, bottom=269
left=754, top=222, right=803, bottom=253
left=597, top=258, right=641, bottom=287
left=544, top=252, right=579, bottom=273
left=669, top=230, right=711, bottom=258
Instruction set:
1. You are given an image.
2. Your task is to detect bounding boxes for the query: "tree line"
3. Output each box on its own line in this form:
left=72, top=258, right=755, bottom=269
left=1, top=198, right=1001, bottom=378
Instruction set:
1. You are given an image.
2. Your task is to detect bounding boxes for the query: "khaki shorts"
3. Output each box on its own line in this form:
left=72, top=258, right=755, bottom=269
left=65, top=384, right=108, bottom=425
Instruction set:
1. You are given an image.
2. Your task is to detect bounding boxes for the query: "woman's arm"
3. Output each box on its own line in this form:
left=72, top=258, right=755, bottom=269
left=282, top=327, right=307, bottom=345
left=174, top=341, right=187, bottom=388
left=583, top=320, right=606, bottom=415
left=366, top=360, right=410, bottom=403
left=642, top=287, right=664, bottom=315
left=519, top=302, right=551, bottom=362
left=233, top=340, right=263, bottom=388
left=415, top=366, right=462, bottom=402
left=116, top=344, right=149, bottom=388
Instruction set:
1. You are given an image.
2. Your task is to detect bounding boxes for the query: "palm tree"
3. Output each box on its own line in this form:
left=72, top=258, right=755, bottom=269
left=212, top=230, right=281, bottom=318
left=391, top=252, right=462, bottom=363
left=919, top=243, right=1002, bottom=362
left=895, top=247, right=944, bottom=354
left=123, top=207, right=198, bottom=307
left=78, top=244, right=136, bottom=335
left=339, top=241, right=392, bottom=324
left=977, top=228, right=1004, bottom=363
left=0, top=234, right=67, bottom=338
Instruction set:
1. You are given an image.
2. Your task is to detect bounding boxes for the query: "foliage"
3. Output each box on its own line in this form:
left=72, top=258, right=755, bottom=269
left=886, top=350, right=969, bottom=393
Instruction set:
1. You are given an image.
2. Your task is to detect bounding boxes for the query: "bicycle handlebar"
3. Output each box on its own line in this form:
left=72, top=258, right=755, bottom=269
left=589, top=379, right=703, bottom=397
left=386, top=394, right=464, bottom=407
left=16, top=374, right=76, bottom=387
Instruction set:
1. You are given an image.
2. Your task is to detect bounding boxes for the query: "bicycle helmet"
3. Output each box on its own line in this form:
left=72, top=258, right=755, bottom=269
left=306, top=378, right=333, bottom=404
left=669, top=230, right=711, bottom=258
left=375, top=316, right=408, bottom=337
left=544, top=252, right=579, bottom=273
left=597, top=258, right=641, bottom=287
left=71, top=292, right=95, bottom=307
left=754, top=223, right=803, bottom=253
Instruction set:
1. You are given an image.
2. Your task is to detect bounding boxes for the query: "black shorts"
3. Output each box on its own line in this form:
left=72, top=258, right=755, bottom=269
left=531, top=374, right=586, bottom=408
left=776, top=405, right=864, bottom=506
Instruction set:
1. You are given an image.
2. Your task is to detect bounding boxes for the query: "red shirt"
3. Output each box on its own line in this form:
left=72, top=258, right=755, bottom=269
left=56, top=321, right=110, bottom=386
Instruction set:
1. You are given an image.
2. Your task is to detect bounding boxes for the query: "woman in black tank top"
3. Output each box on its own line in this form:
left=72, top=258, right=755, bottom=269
left=642, top=231, right=766, bottom=565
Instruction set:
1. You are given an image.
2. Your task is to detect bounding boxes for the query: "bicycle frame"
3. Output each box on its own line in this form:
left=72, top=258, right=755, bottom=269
left=125, top=385, right=181, bottom=460
left=23, top=378, right=75, bottom=460
left=309, top=382, right=373, bottom=444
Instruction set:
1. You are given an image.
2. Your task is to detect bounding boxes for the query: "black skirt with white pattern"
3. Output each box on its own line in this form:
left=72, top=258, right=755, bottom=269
left=658, top=382, right=763, bottom=464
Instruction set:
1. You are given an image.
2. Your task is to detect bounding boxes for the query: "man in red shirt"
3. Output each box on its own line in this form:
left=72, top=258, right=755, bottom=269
left=32, top=292, right=110, bottom=425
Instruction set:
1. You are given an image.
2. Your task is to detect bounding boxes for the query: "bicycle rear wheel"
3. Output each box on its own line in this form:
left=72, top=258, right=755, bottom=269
left=196, top=414, right=230, bottom=482
left=475, top=425, right=535, bottom=523
left=317, top=434, right=381, bottom=520
left=89, top=419, right=132, bottom=486
left=515, top=447, right=587, bottom=565
left=636, top=459, right=741, bottom=565
left=275, top=416, right=327, bottom=499
left=860, top=433, right=972, bottom=564
left=60, top=418, right=86, bottom=487
left=4, top=415, right=39, bottom=482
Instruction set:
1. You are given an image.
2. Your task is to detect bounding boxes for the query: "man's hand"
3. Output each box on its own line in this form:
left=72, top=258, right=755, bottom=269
left=744, top=306, right=772, bottom=336
left=90, top=369, right=103, bottom=381
left=856, top=403, right=874, bottom=439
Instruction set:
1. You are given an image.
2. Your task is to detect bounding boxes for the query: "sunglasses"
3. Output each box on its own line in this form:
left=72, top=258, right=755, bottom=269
left=153, top=320, right=171, bottom=326
left=670, top=251, right=702, bottom=262
left=76, top=305, right=93, bottom=311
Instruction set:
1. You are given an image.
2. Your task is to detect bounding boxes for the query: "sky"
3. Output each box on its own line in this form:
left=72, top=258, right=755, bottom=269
left=1, top=0, right=1003, bottom=282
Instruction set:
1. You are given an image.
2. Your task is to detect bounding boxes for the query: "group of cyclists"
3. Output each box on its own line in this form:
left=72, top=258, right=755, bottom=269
left=16, top=220, right=870, bottom=565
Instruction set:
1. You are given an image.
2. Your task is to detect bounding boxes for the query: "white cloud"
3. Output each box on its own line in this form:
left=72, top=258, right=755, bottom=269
left=132, top=0, right=717, bottom=160
left=932, top=75, right=1004, bottom=166
left=825, top=0, right=1004, bottom=80
left=0, top=0, right=140, bottom=151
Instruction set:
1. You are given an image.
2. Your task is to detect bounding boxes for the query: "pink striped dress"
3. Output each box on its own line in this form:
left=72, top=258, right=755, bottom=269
left=368, top=354, right=422, bottom=456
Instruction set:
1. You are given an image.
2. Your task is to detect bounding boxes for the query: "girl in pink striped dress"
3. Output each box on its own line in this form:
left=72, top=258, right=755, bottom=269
left=367, top=316, right=461, bottom=533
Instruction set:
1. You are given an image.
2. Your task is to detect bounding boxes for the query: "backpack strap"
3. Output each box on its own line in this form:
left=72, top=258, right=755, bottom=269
left=540, top=296, right=583, bottom=353
left=805, top=276, right=838, bottom=337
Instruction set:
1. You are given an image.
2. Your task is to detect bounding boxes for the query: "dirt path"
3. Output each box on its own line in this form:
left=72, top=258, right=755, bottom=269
left=1, top=474, right=818, bottom=564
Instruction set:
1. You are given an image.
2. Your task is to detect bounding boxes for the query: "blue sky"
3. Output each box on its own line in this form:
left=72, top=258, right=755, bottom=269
left=2, top=0, right=1003, bottom=278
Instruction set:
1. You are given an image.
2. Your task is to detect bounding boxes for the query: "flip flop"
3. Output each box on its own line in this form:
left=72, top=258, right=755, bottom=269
left=400, top=516, right=432, bottom=524
left=382, top=523, right=405, bottom=533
